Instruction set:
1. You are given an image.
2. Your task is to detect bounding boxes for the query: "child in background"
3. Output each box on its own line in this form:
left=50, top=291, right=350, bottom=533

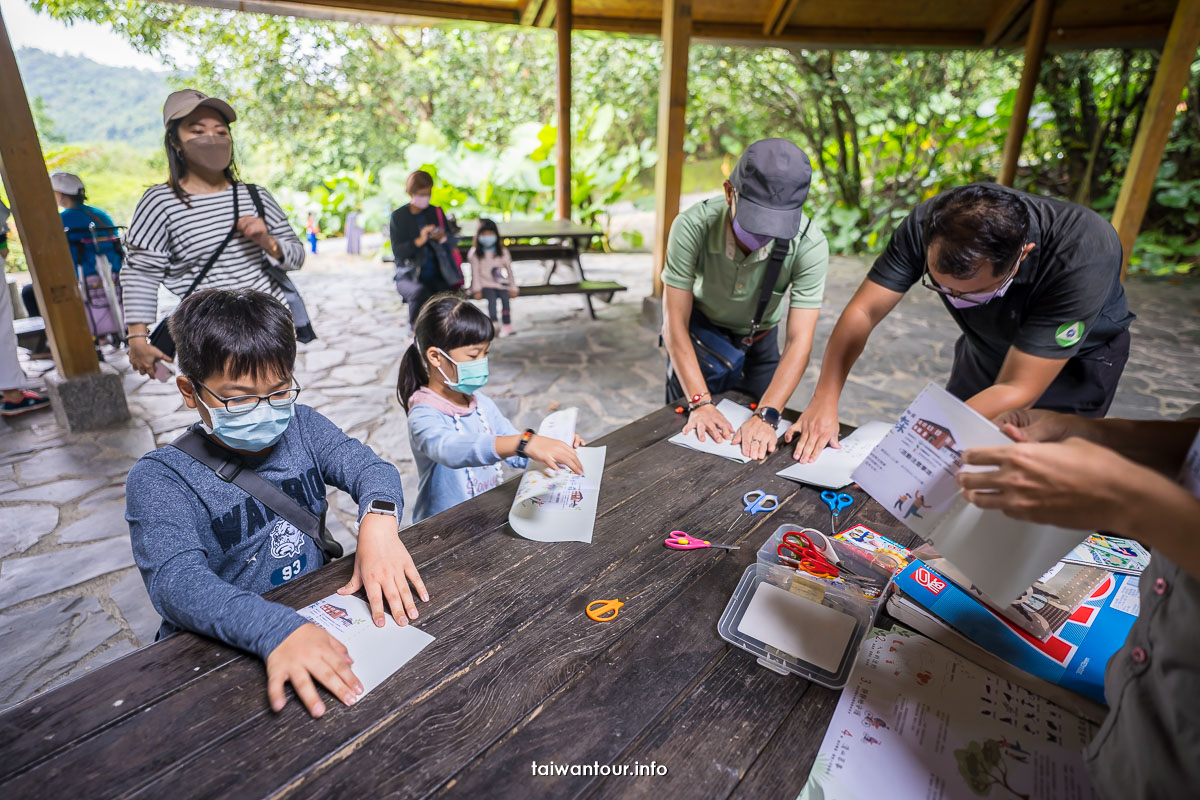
left=126, top=288, right=427, bottom=719
left=468, top=218, right=518, bottom=337
left=305, top=213, right=318, bottom=254
left=400, top=294, right=583, bottom=522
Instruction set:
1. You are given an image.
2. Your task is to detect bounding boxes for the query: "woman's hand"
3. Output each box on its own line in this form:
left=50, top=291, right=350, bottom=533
left=266, top=623, right=362, bottom=718
left=786, top=396, right=841, bottom=463
left=415, top=224, right=436, bottom=247
left=430, top=228, right=448, bottom=243
left=128, top=337, right=172, bottom=378
left=682, top=403, right=734, bottom=444
left=237, top=215, right=275, bottom=253
left=526, top=434, right=585, bottom=475
left=732, top=414, right=778, bottom=461
left=338, top=514, right=428, bottom=627
left=508, top=287, right=519, bottom=299
left=472, top=291, right=484, bottom=300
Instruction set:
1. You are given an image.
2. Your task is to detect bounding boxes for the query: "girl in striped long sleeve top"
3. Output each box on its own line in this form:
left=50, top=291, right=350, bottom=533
left=123, top=89, right=305, bottom=378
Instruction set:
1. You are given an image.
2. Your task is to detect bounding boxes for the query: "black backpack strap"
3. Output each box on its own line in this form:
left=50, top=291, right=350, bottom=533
left=169, top=427, right=343, bottom=559
left=245, top=183, right=266, bottom=219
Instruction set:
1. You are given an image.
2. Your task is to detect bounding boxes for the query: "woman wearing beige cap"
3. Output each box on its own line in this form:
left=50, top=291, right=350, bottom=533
left=122, top=89, right=308, bottom=379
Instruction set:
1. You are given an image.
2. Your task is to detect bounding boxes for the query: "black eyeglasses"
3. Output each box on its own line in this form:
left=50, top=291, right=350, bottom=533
left=921, top=245, right=1026, bottom=301
left=191, top=378, right=302, bottom=415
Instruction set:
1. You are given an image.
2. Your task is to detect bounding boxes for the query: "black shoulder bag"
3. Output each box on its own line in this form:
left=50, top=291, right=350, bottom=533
left=148, top=188, right=241, bottom=360
left=170, top=426, right=344, bottom=560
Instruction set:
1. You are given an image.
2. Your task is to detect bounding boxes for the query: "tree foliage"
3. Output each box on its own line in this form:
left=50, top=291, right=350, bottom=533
left=29, top=1, right=1200, bottom=273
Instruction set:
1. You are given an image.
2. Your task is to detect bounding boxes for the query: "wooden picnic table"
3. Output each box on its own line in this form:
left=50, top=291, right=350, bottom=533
left=0, top=399, right=918, bottom=799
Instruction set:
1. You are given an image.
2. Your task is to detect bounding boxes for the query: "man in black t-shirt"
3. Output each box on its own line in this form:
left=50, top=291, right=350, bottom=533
left=788, top=183, right=1134, bottom=463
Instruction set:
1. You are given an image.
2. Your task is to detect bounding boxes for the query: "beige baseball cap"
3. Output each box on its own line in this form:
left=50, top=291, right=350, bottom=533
left=162, top=89, right=237, bottom=127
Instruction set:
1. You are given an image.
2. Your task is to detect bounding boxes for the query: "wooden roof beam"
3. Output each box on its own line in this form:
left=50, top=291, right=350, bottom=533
left=763, top=0, right=803, bottom=36
left=984, top=0, right=1034, bottom=46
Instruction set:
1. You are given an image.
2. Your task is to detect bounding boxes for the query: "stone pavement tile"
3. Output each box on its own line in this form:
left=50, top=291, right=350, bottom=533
left=57, top=503, right=129, bottom=544
left=13, top=444, right=104, bottom=484
left=149, top=410, right=202, bottom=436
left=0, top=504, right=59, bottom=559
left=109, top=568, right=161, bottom=645
left=299, top=347, right=348, bottom=374
left=367, top=416, right=415, bottom=465
left=0, top=596, right=121, bottom=710
left=319, top=399, right=391, bottom=433
left=78, top=485, right=128, bottom=511
left=0, top=536, right=135, bottom=611
left=325, top=508, right=358, bottom=558
left=92, top=422, right=158, bottom=461
left=0, top=477, right=110, bottom=504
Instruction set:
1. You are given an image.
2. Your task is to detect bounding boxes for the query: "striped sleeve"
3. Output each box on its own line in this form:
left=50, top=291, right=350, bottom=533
left=121, top=185, right=174, bottom=325
left=255, top=186, right=305, bottom=272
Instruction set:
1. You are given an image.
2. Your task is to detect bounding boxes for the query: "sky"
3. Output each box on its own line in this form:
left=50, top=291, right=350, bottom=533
left=1, top=0, right=171, bottom=70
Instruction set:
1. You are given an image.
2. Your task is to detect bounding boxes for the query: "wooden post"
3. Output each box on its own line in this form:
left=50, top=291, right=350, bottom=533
left=0, top=8, right=97, bottom=378
left=555, top=0, right=571, bottom=220
left=652, top=0, right=692, bottom=298
left=998, top=0, right=1054, bottom=186
left=1111, top=0, right=1200, bottom=277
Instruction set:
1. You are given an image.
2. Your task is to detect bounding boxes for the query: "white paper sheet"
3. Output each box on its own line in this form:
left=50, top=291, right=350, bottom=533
left=736, top=582, right=857, bottom=672
left=776, top=420, right=892, bottom=489
left=798, top=629, right=1099, bottom=800
left=667, top=399, right=790, bottom=463
left=509, top=446, right=607, bottom=543
left=851, top=383, right=1089, bottom=605
left=514, top=408, right=579, bottom=505
left=297, top=593, right=435, bottom=697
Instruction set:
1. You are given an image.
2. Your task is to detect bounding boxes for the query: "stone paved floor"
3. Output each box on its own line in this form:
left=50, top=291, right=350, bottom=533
left=1, top=248, right=1197, bottom=710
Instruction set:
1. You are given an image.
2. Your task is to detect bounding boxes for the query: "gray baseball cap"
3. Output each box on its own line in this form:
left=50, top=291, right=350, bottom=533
left=729, top=138, right=812, bottom=239
left=162, top=89, right=237, bottom=127
left=49, top=172, right=85, bottom=195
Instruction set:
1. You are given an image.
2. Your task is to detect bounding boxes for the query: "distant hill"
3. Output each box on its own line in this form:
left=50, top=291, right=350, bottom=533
left=15, top=48, right=174, bottom=148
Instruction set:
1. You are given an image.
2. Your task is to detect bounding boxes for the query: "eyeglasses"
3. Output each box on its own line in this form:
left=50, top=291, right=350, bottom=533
left=921, top=245, right=1025, bottom=301
left=191, top=377, right=302, bottom=415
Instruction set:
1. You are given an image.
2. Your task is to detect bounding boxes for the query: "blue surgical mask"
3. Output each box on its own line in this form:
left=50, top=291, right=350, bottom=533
left=478, top=234, right=498, bottom=249
left=435, top=347, right=489, bottom=394
left=198, top=395, right=294, bottom=452
left=732, top=216, right=773, bottom=252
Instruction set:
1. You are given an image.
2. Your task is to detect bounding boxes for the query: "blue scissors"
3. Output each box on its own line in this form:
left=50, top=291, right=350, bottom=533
left=728, top=489, right=779, bottom=531
left=821, top=490, right=854, bottom=534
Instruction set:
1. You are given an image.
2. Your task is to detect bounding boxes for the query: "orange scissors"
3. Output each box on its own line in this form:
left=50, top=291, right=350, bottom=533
left=778, top=530, right=841, bottom=578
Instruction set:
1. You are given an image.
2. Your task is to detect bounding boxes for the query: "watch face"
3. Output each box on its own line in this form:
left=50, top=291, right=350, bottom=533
left=372, top=500, right=397, bottom=513
left=759, top=408, right=781, bottom=425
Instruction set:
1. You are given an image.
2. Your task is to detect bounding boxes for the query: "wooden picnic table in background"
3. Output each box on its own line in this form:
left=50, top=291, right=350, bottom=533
left=454, top=218, right=625, bottom=319
left=0, top=398, right=918, bottom=799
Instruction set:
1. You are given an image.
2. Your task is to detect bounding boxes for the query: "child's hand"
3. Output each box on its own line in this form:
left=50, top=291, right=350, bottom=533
left=508, top=287, right=519, bottom=298
left=338, top=514, right=429, bottom=627
left=526, top=435, right=585, bottom=476
left=266, top=622, right=362, bottom=718
left=473, top=291, right=483, bottom=300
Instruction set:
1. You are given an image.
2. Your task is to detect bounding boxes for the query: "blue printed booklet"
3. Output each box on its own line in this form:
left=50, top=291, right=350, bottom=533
left=889, top=560, right=1139, bottom=705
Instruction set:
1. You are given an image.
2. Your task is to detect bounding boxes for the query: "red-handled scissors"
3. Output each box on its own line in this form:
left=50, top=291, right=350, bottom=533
left=664, top=532, right=741, bottom=551
left=778, top=531, right=840, bottom=578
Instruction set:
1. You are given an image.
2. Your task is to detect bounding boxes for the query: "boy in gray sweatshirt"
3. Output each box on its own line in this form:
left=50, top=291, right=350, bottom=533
left=126, top=288, right=427, bottom=717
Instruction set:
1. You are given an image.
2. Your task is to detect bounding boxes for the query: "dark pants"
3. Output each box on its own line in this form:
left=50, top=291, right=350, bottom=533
left=945, top=330, right=1130, bottom=418
left=408, top=284, right=438, bottom=325
left=482, top=288, right=511, bottom=324
left=21, top=283, right=38, bottom=317
left=665, top=324, right=781, bottom=404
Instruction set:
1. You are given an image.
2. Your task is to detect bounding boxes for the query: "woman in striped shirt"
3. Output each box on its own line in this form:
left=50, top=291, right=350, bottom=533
left=123, top=89, right=305, bottom=378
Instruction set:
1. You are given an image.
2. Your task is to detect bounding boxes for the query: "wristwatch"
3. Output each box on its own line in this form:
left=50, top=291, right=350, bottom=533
left=516, top=428, right=535, bottom=458
left=755, top=406, right=782, bottom=426
left=363, top=499, right=398, bottom=520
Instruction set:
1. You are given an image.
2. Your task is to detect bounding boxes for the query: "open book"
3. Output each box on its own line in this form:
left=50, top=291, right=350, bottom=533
left=851, top=384, right=1090, bottom=605
left=776, top=420, right=891, bottom=489
left=667, top=399, right=789, bottom=464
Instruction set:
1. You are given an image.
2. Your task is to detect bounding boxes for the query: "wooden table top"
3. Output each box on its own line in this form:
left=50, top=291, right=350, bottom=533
left=0, top=401, right=917, bottom=799
left=455, top=218, right=600, bottom=240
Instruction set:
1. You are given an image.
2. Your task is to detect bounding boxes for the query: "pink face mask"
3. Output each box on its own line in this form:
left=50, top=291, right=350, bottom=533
left=410, top=194, right=431, bottom=210
left=945, top=271, right=1017, bottom=309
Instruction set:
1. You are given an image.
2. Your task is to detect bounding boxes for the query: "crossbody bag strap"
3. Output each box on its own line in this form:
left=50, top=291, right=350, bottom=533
left=169, top=427, right=343, bottom=559
left=741, top=217, right=813, bottom=348
left=245, top=183, right=266, bottom=219
left=178, top=185, right=241, bottom=300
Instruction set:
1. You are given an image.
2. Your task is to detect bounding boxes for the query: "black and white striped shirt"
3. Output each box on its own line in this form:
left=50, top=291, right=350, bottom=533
left=122, top=182, right=305, bottom=325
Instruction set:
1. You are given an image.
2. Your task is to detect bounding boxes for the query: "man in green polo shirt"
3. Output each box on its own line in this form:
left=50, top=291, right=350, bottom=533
left=661, top=138, right=829, bottom=461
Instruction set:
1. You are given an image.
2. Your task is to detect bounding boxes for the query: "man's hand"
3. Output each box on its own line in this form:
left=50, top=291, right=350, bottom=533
left=992, top=408, right=1091, bottom=445
left=786, top=396, right=840, bottom=462
left=683, top=403, right=734, bottom=445
left=732, top=414, right=778, bottom=461
left=957, top=438, right=1131, bottom=530
left=338, top=514, right=428, bottom=627
left=266, top=623, right=363, bottom=718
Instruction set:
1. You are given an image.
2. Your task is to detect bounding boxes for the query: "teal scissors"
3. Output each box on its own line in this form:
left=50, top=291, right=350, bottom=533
left=728, top=489, right=779, bottom=531
left=821, top=490, right=853, bottom=534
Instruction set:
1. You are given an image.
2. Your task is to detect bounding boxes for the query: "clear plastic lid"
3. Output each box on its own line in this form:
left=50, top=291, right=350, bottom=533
left=756, top=524, right=894, bottom=604
left=718, top=561, right=875, bottom=688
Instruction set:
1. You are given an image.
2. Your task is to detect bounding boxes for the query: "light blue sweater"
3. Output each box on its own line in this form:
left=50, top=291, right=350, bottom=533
left=408, top=389, right=528, bottom=522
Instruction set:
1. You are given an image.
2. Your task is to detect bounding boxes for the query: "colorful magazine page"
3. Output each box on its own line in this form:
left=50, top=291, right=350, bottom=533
left=851, top=383, right=1089, bottom=604
left=798, top=628, right=1100, bottom=800
left=514, top=407, right=579, bottom=504
left=890, top=560, right=1138, bottom=705
left=1061, top=534, right=1151, bottom=575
